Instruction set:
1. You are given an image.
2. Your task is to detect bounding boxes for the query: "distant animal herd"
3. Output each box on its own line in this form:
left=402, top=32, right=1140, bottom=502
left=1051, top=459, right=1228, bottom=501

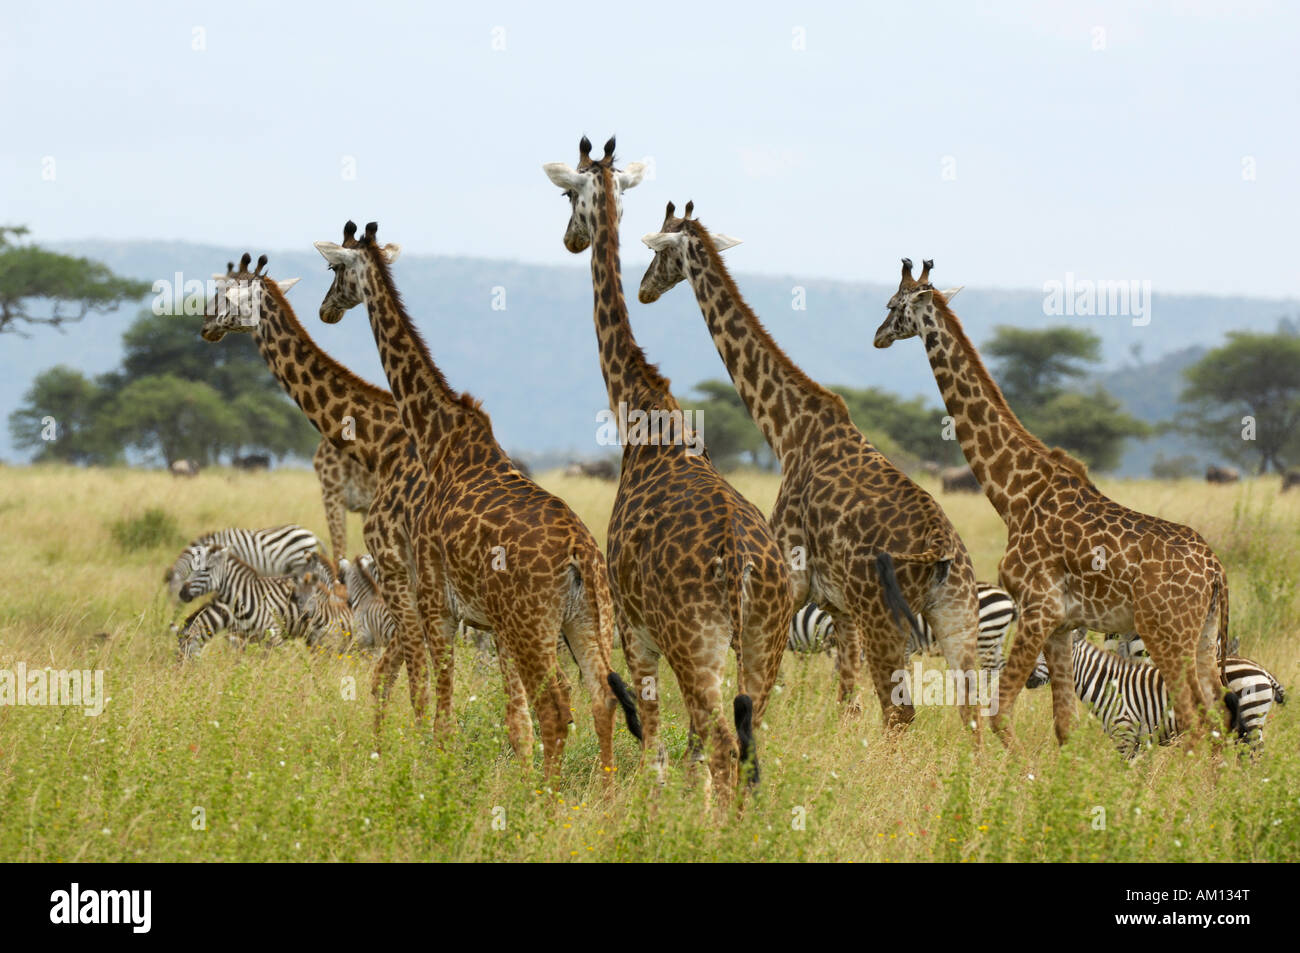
left=147, top=135, right=1288, bottom=801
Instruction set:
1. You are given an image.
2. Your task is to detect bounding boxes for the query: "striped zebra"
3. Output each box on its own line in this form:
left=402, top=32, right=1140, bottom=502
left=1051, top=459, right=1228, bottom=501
left=290, top=559, right=357, bottom=651
left=340, top=555, right=396, bottom=650
left=166, top=524, right=322, bottom=599
left=1067, top=634, right=1282, bottom=755
left=177, top=546, right=339, bottom=653
left=172, top=601, right=235, bottom=660
left=787, top=584, right=1019, bottom=675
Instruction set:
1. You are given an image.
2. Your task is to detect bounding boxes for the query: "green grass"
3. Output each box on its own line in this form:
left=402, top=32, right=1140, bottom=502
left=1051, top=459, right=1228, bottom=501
left=0, top=465, right=1297, bottom=861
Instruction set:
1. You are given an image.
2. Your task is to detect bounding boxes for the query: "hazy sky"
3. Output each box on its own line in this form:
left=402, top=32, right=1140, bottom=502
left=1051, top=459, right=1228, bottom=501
left=3, top=1, right=1297, bottom=297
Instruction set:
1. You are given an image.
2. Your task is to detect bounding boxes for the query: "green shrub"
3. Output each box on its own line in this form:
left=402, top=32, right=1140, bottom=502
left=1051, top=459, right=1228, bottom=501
left=110, top=507, right=180, bottom=552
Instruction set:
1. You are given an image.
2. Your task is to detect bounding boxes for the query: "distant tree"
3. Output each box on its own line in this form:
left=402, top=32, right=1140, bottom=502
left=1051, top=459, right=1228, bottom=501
left=1179, top=331, right=1300, bottom=474
left=835, top=386, right=963, bottom=466
left=7, top=366, right=120, bottom=464
left=1031, top=389, right=1151, bottom=472
left=985, top=325, right=1102, bottom=407
left=0, top=226, right=150, bottom=335
left=101, top=374, right=242, bottom=466
left=985, top=325, right=1148, bottom=472
left=684, top=380, right=770, bottom=470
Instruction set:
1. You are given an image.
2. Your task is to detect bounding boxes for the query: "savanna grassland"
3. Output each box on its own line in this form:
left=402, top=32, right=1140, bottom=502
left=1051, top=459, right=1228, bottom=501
left=1, top=464, right=1298, bottom=862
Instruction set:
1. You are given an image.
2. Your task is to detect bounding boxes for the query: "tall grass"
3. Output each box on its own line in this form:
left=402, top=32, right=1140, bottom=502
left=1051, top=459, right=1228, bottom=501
left=0, top=465, right=1296, bottom=861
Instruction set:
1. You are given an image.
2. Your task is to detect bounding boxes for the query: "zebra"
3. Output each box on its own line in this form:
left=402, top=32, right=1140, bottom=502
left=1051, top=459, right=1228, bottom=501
left=165, top=524, right=322, bottom=600
left=355, top=554, right=491, bottom=656
left=339, top=555, right=396, bottom=650
left=1066, top=634, right=1282, bottom=755
left=290, top=560, right=357, bottom=651
left=786, top=584, right=1019, bottom=676
left=172, top=600, right=235, bottom=660
left=177, top=546, right=339, bottom=653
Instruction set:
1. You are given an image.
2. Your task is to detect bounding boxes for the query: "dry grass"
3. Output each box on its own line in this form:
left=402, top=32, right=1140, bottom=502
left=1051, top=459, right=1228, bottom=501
left=0, top=464, right=1297, bottom=861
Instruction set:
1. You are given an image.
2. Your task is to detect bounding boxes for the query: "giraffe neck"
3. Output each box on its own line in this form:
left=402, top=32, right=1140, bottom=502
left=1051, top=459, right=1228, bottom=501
left=589, top=169, right=678, bottom=414
left=254, top=284, right=399, bottom=472
left=356, top=248, right=470, bottom=464
left=681, top=228, right=847, bottom=463
left=921, top=298, right=1058, bottom=521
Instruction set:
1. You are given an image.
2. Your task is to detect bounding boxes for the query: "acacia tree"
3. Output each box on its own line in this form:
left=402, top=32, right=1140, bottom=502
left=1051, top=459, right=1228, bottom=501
left=1179, top=331, right=1300, bottom=474
left=7, top=366, right=120, bottom=464
left=0, top=226, right=150, bottom=335
left=985, top=325, right=1149, bottom=471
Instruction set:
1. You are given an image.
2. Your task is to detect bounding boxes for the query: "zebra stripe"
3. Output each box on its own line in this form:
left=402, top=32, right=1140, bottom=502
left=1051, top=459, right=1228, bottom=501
left=166, top=524, right=321, bottom=599
left=173, top=601, right=234, bottom=659
left=291, top=561, right=357, bottom=651
left=788, top=603, right=836, bottom=655
left=1070, top=637, right=1283, bottom=754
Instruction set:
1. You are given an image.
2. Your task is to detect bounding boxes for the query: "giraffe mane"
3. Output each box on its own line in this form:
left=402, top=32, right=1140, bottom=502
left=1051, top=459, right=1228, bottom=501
left=358, top=238, right=485, bottom=417
left=683, top=218, right=850, bottom=420
left=597, top=166, right=677, bottom=407
left=258, top=279, right=395, bottom=406
left=928, top=289, right=1093, bottom=484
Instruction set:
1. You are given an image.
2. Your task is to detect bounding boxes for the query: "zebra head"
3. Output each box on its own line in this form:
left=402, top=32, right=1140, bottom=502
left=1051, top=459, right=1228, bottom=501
left=291, top=555, right=337, bottom=617
left=873, top=258, right=963, bottom=349
left=175, top=544, right=224, bottom=602
left=638, top=201, right=741, bottom=304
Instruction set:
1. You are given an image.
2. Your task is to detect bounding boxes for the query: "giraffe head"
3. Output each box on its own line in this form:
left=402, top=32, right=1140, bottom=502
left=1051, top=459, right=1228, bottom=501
left=200, top=253, right=300, bottom=342
left=543, top=136, right=646, bottom=253
left=873, top=258, right=962, bottom=349
left=637, top=200, right=742, bottom=303
left=314, top=220, right=402, bottom=323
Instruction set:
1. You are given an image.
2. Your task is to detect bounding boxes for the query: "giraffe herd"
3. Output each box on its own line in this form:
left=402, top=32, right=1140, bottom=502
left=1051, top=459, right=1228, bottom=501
left=193, top=134, right=1240, bottom=802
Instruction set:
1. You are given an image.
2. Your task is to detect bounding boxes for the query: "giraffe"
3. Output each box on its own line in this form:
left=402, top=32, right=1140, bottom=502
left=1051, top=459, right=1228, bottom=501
left=637, top=203, right=985, bottom=735
left=543, top=137, right=793, bottom=801
left=201, top=254, right=438, bottom=733
left=872, top=258, right=1236, bottom=747
left=314, top=221, right=641, bottom=780
left=313, top=436, right=378, bottom=570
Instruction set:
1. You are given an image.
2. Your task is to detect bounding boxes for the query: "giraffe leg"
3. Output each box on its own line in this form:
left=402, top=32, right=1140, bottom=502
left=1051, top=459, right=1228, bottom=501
left=860, top=616, right=914, bottom=733
left=834, top=614, right=865, bottom=714
left=1139, top=622, right=1203, bottom=749
left=1040, top=627, right=1076, bottom=745
left=411, top=550, right=452, bottom=735
left=921, top=562, right=984, bottom=739
left=368, top=541, right=429, bottom=732
left=992, top=599, right=1065, bottom=747
left=495, top=644, right=534, bottom=765
left=678, top=669, right=736, bottom=810
left=621, top=624, right=663, bottom=778
left=560, top=615, right=618, bottom=780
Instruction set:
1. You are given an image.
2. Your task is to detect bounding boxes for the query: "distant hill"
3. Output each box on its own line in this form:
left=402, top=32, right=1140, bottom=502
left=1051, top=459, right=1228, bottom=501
left=1, top=239, right=1295, bottom=475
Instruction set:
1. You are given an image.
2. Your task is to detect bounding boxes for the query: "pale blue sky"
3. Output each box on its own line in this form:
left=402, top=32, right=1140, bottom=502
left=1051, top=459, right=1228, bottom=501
left=2, top=0, right=1296, bottom=296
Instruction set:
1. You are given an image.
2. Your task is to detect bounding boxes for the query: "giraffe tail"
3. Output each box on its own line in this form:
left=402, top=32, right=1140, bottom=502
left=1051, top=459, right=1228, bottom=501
left=875, top=552, right=926, bottom=646
left=1216, top=568, right=1231, bottom=685
left=734, top=693, right=758, bottom=788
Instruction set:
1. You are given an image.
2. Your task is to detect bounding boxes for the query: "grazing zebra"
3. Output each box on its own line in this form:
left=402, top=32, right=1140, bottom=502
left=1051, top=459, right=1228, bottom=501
left=172, top=600, right=235, bottom=660
left=178, top=546, right=338, bottom=649
left=290, top=560, right=357, bottom=651
left=165, top=524, right=322, bottom=599
left=1068, top=635, right=1281, bottom=755
left=786, top=584, right=1018, bottom=675
left=339, top=555, right=396, bottom=649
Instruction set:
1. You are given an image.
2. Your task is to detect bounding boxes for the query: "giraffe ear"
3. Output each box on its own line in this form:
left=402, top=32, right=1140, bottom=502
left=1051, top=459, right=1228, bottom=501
left=710, top=233, right=742, bottom=252
left=543, top=162, right=582, bottom=190
left=275, top=277, right=301, bottom=294
left=616, top=162, right=647, bottom=191
left=940, top=286, right=963, bottom=300
left=380, top=243, right=401, bottom=265
left=314, top=241, right=348, bottom=265
left=642, top=231, right=682, bottom=252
